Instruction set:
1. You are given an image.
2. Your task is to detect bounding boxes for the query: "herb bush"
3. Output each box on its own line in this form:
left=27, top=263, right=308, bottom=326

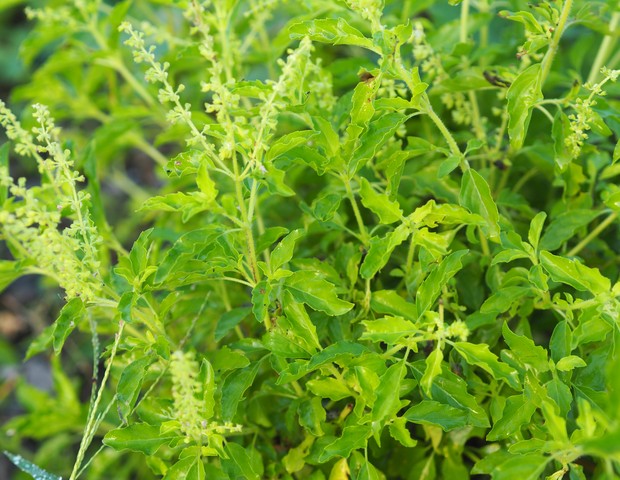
left=1, top=0, right=620, bottom=478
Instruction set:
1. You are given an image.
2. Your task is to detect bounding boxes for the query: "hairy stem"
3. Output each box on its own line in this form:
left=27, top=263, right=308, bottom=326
left=539, top=0, right=573, bottom=88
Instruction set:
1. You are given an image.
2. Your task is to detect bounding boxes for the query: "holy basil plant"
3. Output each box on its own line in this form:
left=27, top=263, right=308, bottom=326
left=1, top=0, right=619, bottom=479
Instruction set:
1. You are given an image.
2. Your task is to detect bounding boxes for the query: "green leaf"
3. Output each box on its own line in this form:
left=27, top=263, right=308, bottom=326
left=206, top=347, right=249, bottom=372
left=589, top=110, right=611, bottom=137
left=552, top=109, right=573, bottom=171
left=264, top=329, right=312, bottom=358
left=549, top=321, right=572, bottom=363
left=499, top=10, right=544, bottom=33
left=196, top=161, right=218, bottom=201
left=318, top=425, right=372, bottom=462
left=289, top=18, right=378, bottom=52
left=487, top=394, right=537, bottom=440
left=473, top=451, right=548, bottom=480
left=491, top=249, right=532, bottom=265
left=348, top=79, right=379, bottom=131
left=502, top=322, right=548, bottom=372
left=117, top=355, right=154, bottom=419
left=388, top=417, right=418, bottom=447
left=263, top=166, right=296, bottom=198
left=221, top=357, right=263, bottom=421
left=506, top=63, right=543, bottom=150
left=224, top=443, right=263, bottom=480
left=481, top=286, right=531, bottom=314
left=613, top=138, right=620, bottom=164
left=437, top=155, right=462, bottom=178
left=420, top=348, right=443, bottom=397
left=527, top=211, right=546, bottom=251
left=117, top=291, right=135, bottom=324
left=359, top=177, right=402, bottom=224
left=556, top=355, right=587, bottom=371
left=284, top=270, right=353, bottom=316
left=25, top=324, right=54, bottom=360
left=284, top=145, right=334, bottom=175
left=545, top=377, right=572, bottom=417
left=410, top=362, right=489, bottom=427
left=215, top=307, right=251, bottom=342
left=163, top=454, right=206, bottom=480
left=312, top=116, right=340, bottom=157
left=453, top=342, right=520, bottom=389
left=282, top=291, right=322, bottom=351
left=298, top=397, right=326, bottom=436
left=360, top=223, right=411, bottom=279
left=252, top=280, right=272, bottom=323
left=3, top=451, right=61, bottom=480
left=539, top=251, right=611, bottom=294
left=103, top=423, right=177, bottom=455
left=282, top=436, right=314, bottom=474
left=52, top=297, right=85, bottom=354
left=404, top=400, right=469, bottom=431
left=154, top=227, right=221, bottom=284
left=350, top=112, right=407, bottom=174
left=257, top=227, right=289, bottom=253
left=459, top=169, right=500, bottom=240
left=277, top=341, right=370, bottom=384
left=267, top=131, right=318, bottom=161
left=372, top=361, right=407, bottom=425
left=307, top=377, right=352, bottom=400
left=271, top=229, right=304, bottom=272
left=361, top=316, right=416, bottom=344
left=370, top=290, right=417, bottom=320
left=199, top=359, right=215, bottom=420
left=416, top=249, right=468, bottom=318
left=139, top=192, right=216, bottom=223
left=311, top=190, right=342, bottom=222
left=356, top=458, right=382, bottom=480
left=539, top=210, right=603, bottom=251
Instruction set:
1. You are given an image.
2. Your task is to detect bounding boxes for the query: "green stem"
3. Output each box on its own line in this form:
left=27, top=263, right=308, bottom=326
left=405, top=234, right=416, bottom=276
left=534, top=104, right=555, bottom=123
left=394, top=57, right=464, bottom=166
left=460, top=0, right=470, bottom=44
left=566, top=211, right=618, bottom=257
left=421, top=96, right=466, bottom=168
left=460, top=1, right=485, bottom=145
left=81, top=10, right=156, bottom=110
left=70, top=320, right=125, bottom=480
left=539, top=0, right=573, bottom=88
left=112, top=59, right=156, bottom=107
left=512, top=168, right=538, bottom=194
left=587, top=12, right=620, bottom=84
left=215, top=0, right=235, bottom=82
left=468, top=91, right=486, bottom=141
left=233, top=158, right=260, bottom=285
left=478, top=229, right=491, bottom=257
left=291, top=380, right=304, bottom=397
left=129, top=133, right=168, bottom=166
left=344, top=178, right=370, bottom=245
left=478, top=0, right=489, bottom=57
